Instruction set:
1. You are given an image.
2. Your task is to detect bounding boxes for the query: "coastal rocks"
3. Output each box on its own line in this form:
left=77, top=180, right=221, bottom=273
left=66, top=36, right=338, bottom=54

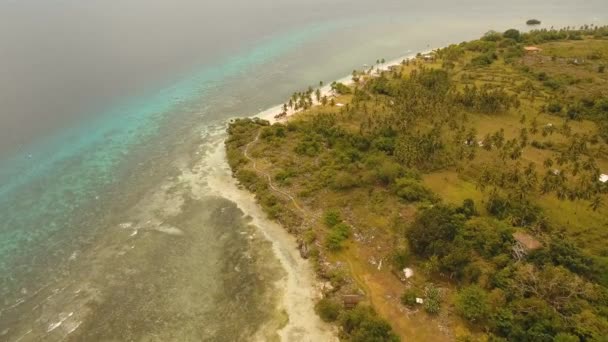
left=297, top=239, right=310, bottom=259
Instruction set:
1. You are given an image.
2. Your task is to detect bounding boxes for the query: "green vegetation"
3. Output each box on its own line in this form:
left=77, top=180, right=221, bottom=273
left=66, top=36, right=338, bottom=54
left=340, top=306, right=400, bottom=342
left=315, top=298, right=342, bottom=322
left=226, top=26, right=608, bottom=341
left=527, top=19, right=542, bottom=26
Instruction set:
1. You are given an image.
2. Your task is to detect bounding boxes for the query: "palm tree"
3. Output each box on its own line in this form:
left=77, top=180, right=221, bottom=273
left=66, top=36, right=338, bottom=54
left=590, top=196, right=603, bottom=211
left=321, top=95, right=328, bottom=106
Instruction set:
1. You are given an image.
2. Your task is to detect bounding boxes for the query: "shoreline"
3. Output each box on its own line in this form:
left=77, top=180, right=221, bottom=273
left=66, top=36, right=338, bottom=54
left=206, top=141, right=337, bottom=341
left=255, top=49, right=433, bottom=124
left=218, top=48, right=437, bottom=340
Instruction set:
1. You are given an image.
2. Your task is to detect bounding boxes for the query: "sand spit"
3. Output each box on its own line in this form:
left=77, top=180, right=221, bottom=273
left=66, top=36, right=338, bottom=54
left=205, top=142, right=338, bottom=342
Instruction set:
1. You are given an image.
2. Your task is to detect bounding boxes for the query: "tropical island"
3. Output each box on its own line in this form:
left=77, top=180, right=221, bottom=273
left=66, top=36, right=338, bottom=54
left=226, top=25, right=608, bottom=341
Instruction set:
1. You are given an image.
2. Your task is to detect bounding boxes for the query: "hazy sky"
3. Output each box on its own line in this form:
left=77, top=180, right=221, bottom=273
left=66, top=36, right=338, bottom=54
left=0, top=0, right=606, bottom=158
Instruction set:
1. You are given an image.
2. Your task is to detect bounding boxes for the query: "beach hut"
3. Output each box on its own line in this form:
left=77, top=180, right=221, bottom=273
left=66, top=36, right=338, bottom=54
left=342, top=295, right=362, bottom=309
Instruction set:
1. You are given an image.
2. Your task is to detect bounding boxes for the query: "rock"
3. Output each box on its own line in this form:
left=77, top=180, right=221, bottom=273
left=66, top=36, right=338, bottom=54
left=299, top=242, right=310, bottom=259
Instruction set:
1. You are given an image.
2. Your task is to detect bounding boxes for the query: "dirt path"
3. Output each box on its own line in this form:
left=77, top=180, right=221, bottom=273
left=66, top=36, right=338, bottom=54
left=243, top=130, right=372, bottom=296
left=243, top=131, right=312, bottom=218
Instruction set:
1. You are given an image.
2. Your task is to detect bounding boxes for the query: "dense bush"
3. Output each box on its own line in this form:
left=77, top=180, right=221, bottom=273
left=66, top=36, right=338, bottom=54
left=455, top=285, right=490, bottom=322
left=340, top=306, right=400, bottom=342
left=470, top=52, right=498, bottom=66
left=407, top=205, right=464, bottom=257
left=315, top=298, right=342, bottom=322
left=392, top=178, right=436, bottom=202
left=331, top=81, right=352, bottom=95
left=503, top=29, right=521, bottom=42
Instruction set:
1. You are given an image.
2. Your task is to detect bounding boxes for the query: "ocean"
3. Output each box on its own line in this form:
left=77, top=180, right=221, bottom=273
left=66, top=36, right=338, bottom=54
left=0, top=1, right=606, bottom=340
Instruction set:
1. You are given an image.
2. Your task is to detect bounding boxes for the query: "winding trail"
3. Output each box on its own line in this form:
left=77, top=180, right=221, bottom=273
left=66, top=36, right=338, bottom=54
left=243, top=131, right=310, bottom=218
left=243, top=130, right=371, bottom=300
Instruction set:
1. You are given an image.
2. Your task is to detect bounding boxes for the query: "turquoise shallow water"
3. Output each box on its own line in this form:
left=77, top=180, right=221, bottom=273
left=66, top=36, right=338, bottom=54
left=1, top=1, right=607, bottom=340
left=0, top=20, right=339, bottom=284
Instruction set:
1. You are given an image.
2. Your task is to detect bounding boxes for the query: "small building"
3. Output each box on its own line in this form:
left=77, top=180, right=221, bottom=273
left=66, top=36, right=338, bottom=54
left=421, top=53, right=435, bottom=61
left=513, top=232, right=542, bottom=260
left=524, top=46, right=543, bottom=53
left=342, top=295, right=362, bottom=309
left=600, top=174, right=608, bottom=183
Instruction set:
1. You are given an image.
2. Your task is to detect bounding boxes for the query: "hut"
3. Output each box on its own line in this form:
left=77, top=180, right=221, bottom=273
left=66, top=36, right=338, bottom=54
left=512, top=232, right=542, bottom=260
left=342, top=295, right=362, bottom=309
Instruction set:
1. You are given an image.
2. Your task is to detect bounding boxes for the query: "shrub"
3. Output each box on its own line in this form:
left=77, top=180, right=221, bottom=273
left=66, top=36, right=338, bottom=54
left=547, top=102, right=563, bottom=114
left=331, top=82, right=352, bottom=95
left=326, top=230, right=346, bottom=251
left=315, top=298, right=341, bottom=322
left=393, top=178, right=436, bottom=202
left=401, top=290, right=418, bottom=307
left=455, top=285, right=490, bottom=322
left=333, top=223, right=351, bottom=238
left=482, top=30, right=503, bottom=42
left=326, top=223, right=351, bottom=251
left=324, top=209, right=342, bottom=227
left=554, top=333, right=580, bottom=342
left=470, top=52, right=498, bottom=66
left=424, top=284, right=442, bottom=315
left=391, top=246, right=410, bottom=270
left=340, top=305, right=399, bottom=342
left=457, top=199, right=478, bottom=218
left=376, top=160, right=403, bottom=185
left=503, top=29, right=521, bottom=41
left=332, top=171, right=358, bottom=190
